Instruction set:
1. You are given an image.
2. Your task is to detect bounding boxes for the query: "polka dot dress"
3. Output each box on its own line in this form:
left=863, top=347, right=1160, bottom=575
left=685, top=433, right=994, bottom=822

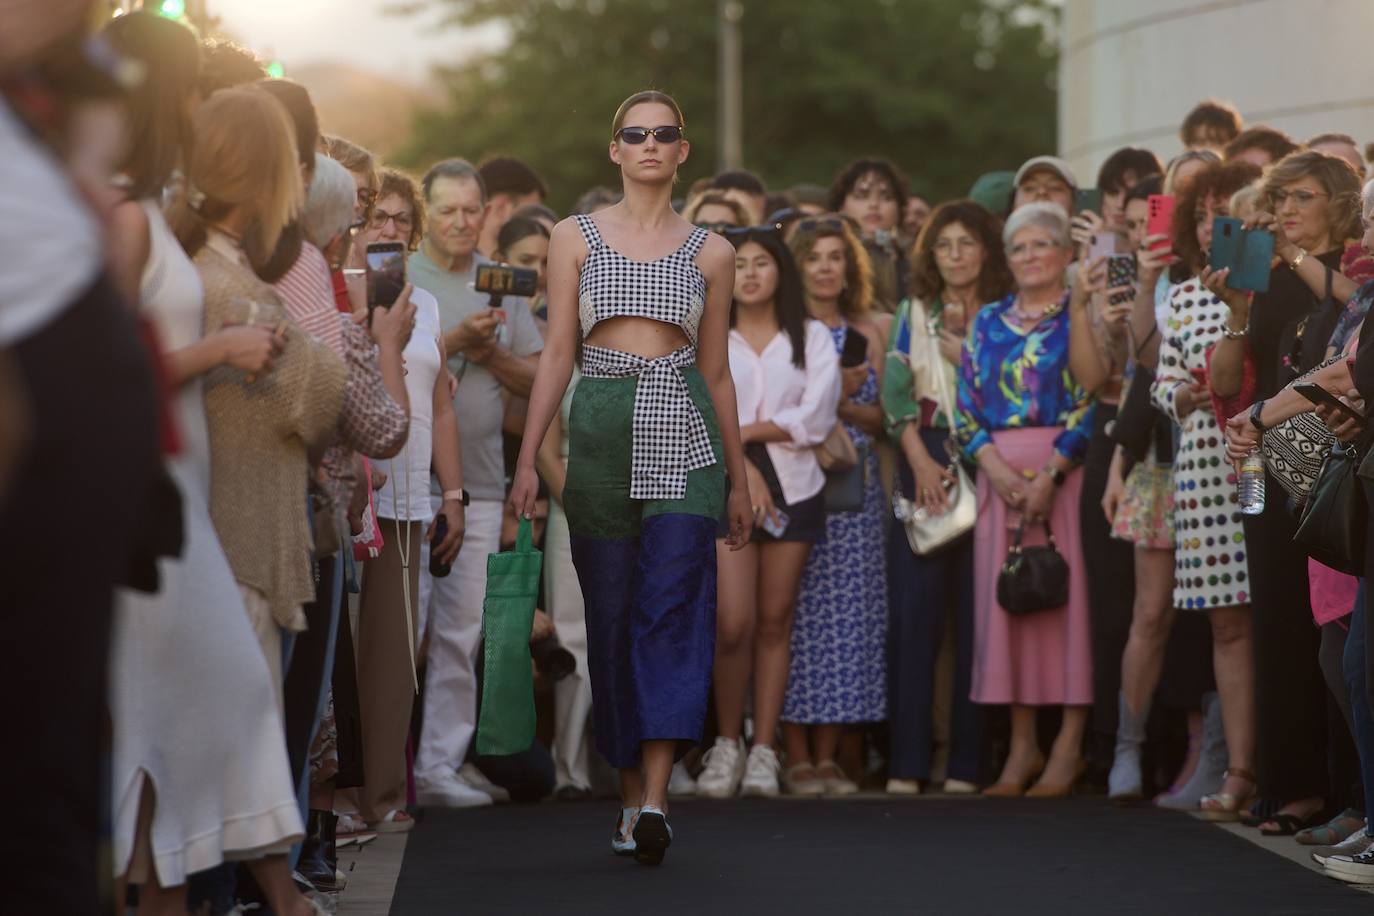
left=1150, top=279, right=1250, bottom=611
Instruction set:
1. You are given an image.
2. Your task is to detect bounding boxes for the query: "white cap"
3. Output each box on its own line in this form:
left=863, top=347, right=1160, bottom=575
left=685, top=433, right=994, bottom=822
left=1014, top=155, right=1079, bottom=189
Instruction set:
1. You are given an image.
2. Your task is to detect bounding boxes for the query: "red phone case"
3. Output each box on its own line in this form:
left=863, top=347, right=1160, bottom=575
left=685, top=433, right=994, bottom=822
left=1146, top=195, right=1176, bottom=262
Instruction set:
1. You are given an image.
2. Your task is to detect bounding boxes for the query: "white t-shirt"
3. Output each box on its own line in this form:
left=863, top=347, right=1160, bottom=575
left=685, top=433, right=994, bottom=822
left=728, top=319, right=842, bottom=505
left=0, top=101, right=102, bottom=345
left=375, top=286, right=444, bottom=521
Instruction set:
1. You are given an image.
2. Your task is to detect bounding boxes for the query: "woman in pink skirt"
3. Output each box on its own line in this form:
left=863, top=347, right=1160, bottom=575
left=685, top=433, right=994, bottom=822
left=955, top=202, right=1096, bottom=798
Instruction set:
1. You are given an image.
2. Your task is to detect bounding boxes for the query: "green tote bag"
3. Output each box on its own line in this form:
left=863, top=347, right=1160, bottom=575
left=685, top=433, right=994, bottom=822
left=476, top=517, right=543, bottom=757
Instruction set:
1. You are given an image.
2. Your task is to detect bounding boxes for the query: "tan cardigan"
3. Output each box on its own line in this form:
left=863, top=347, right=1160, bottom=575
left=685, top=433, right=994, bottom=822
left=196, top=242, right=346, bottom=630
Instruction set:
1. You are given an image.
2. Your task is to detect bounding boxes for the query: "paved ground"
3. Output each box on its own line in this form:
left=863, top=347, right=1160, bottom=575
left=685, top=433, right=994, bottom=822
left=332, top=793, right=1374, bottom=916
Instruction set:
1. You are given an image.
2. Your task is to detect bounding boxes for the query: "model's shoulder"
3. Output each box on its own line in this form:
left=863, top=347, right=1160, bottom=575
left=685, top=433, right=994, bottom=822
left=696, top=229, right=736, bottom=266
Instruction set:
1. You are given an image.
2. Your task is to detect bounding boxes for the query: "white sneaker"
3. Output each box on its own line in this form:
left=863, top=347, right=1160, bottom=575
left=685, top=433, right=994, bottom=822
left=415, top=772, right=493, bottom=809
left=739, top=745, right=781, bottom=797
left=1314, top=829, right=1374, bottom=867
left=668, top=761, right=698, bottom=797
left=1325, top=846, right=1374, bottom=884
left=457, top=762, right=511, bottom=803
left=886, top=778, right=921, bottom=795
left=695, top=737, right=745, bottom=798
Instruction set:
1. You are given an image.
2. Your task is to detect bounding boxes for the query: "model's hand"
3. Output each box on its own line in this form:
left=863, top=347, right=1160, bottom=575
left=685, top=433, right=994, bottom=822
left=724, top=484, right=754, bottom=550
left=509, top=465, right=540, bottom=519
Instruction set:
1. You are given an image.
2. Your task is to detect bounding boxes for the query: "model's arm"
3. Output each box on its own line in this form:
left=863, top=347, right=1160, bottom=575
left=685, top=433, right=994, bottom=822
left=696, top=232, right=752, bottom=548
left=536, top=409, right=568, bottom=506
left=510, top=219, right=582, bottom=517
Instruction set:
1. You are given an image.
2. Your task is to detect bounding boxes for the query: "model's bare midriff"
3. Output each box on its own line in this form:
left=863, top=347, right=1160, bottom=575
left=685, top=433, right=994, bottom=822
left=584, top=315, right=692, bottom=361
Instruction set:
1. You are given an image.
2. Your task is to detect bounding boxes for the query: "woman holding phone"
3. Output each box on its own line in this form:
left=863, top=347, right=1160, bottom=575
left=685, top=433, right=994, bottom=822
left=509, top=90, right=751, bottom=866
left=694, top=226, right=841, bottom=800
left=779, top=217, right=890, bottom=796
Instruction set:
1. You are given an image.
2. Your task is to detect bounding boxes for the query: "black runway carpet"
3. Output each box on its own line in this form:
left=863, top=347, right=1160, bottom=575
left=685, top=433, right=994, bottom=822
left=391, top=796, right=1370, bottom=915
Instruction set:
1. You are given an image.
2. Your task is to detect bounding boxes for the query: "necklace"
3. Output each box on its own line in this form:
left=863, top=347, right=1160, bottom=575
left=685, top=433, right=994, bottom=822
left=1009, top=294, right=1062, bottom=327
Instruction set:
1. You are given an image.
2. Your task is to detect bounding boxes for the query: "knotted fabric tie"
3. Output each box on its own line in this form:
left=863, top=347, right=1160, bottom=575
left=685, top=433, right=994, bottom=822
left=580, top=344, right=717, bottom=500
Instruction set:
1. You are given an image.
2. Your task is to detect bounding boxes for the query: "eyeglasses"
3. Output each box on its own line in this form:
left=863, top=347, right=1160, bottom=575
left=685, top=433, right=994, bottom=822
left=615, top=125, right=682, bottom=144
left=356, top=187, right=377, bottom=207
left=371, top=208, right=414, bottom=233
left=933, top=237, right=981, bottom=256
left=1007, top=238, right=1060, bottom=260
left=1272, top=189, right=1329, bottom=208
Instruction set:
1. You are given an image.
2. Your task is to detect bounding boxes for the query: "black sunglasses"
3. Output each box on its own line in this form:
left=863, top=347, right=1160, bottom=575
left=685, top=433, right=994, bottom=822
left=616, top=125, right=683, bottom=144
left=796, top=216, right=846, bottom=233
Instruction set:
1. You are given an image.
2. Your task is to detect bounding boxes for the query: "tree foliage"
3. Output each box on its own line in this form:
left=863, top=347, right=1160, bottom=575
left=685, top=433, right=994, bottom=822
left=399, top=0, right=1059, bottom=213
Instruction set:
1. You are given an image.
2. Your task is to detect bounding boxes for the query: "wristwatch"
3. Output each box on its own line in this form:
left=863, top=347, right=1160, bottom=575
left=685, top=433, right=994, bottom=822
left=443, top=488, right=471, bottom=506
left=1248, top=399, right=1268, bottom=434
left=1041, top=465, right=1066, bottom=486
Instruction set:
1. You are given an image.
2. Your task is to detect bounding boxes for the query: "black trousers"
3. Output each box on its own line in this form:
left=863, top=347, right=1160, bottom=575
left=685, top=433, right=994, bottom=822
left=1241, top=477, right=1328, bottom=801
left=0, top=277, right=160, bottom=915
left=1078, top=407, right=1136, bottom=749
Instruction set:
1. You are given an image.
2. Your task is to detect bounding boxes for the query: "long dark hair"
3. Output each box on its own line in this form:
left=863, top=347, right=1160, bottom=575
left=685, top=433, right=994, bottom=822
left=728, top=228, right=808, bottom=369
left=909, top=200, right=1013, bottom=305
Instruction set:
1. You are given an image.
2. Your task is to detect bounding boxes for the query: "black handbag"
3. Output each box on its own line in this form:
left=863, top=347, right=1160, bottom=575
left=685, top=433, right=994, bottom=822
left=1107, top=325, right=1173, bottom=465
left=996, top=520, right=1070, bottom=615
left=1294, top=440, right=1366, bottom=575
left=822, top=443, right=868, bottom=513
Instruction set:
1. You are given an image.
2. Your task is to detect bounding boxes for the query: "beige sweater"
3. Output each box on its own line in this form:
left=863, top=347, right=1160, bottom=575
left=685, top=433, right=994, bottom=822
left=196, top=241, right=346, bottom=630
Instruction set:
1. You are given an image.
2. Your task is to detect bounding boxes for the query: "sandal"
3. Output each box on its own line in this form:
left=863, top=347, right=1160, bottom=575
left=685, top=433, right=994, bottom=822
left=1296, top=809, right=1366, bottom=847
left=1198, top=768, right=1257, bottom=822
left=1259, top=807, right=1328, bottom=837
left=816, top=760, right=858, bottom=796
left=783, top=762, right=825, bottom=797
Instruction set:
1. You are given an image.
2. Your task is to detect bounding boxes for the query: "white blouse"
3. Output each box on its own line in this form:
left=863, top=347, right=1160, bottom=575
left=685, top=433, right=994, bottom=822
left=728, top=319, right=842, bottom=505
left=375, top=286, right=443, bottom=521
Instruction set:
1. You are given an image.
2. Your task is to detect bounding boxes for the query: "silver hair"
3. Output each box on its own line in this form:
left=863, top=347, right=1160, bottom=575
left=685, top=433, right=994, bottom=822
left=421, top=157, right=486, bottom=204
left=303, top=154, right=356, bottom=250
left=1002, top=200, right=1072, bottom=248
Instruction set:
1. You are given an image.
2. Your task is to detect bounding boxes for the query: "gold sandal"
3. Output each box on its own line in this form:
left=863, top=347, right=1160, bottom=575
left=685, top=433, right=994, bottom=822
left=1198, top=767, right=1257, bottom=822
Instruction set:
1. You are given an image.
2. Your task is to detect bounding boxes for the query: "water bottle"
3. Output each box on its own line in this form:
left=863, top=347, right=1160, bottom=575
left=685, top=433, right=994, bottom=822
left=1237, top=450, right=1265, bottom=515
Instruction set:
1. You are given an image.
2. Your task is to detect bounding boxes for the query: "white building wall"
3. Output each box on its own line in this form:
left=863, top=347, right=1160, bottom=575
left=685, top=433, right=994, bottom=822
left=1060, top=0, right=1374, bottom=184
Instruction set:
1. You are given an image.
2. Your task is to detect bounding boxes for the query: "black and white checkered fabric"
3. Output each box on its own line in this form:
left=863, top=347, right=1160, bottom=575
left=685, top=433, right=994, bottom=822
left=574, top=215, right=717, bottom=500
left=581, top=344, right=716, bottom=499
left=574, top=214, right=708, bottom=345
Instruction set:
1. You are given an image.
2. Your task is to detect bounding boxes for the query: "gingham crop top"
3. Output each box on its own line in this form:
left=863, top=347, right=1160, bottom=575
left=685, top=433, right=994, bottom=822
left=574, top=214, right=709, bottom=345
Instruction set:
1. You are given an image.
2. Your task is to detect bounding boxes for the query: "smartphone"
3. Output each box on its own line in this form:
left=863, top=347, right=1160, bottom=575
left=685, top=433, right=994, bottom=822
left=475, top=263, right=539, bottom=298
left=1209, top=217, right=1274, bottom=293
left=428, top=514, right=452, bottom=578
left=1146, top=194, right=1176, bottom=262
left=1087, top=232, right=1116, bottom=264
left=1295, top=382, right=1366, bottom=423
left=760, top=509, right=790, bottom=539
left=365, top=242, right=407, bottom=310
left=1074, top=187, right=1103, bottom=216
left=840, top=327, right=868, bottom=368
left=1106, top=253, right=1137, bottom=306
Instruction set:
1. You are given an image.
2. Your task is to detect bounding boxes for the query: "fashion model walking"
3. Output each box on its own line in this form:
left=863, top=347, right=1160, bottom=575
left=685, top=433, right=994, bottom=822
left=510, top=90, right=752, bottom=866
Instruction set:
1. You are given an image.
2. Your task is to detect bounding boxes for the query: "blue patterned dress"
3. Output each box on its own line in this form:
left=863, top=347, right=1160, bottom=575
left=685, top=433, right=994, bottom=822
left=782, top=322, right=889, bottom=724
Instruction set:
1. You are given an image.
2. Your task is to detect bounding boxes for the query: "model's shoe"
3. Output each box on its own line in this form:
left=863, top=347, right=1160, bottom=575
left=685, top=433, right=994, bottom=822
left=1312, top=827, right=1373, bottom=867
left=1156, top=692, right=1226, bottom=810
left=457, top=762, right=511, bottom=803
left=611, top=806, right=639, bottom=856
left=1198, top=768, right=1258, bottom=822
left=668, top=761, right=698, bottom=797
left=415, top=772, right=493, bottom=809
left=1325, top=847, right=1374, bottom=884
left=1108, top=692, right=1149, bottom=802
left=739, top=745, right=781, bottom=798
left=816, top=760, right=858, bottom=795
left=783, top=762, right=826, bottom=796
left=982, top=752, right=1046, bottom=798
left=632, top=805, right=673, bottom=866
left=886, top=778, right=921, bottom=795
left=695, top=737, right=745, bottom=799
left=943, top=778, right=978, bottom=795
left=1026, top=758, right=1085, bottom=799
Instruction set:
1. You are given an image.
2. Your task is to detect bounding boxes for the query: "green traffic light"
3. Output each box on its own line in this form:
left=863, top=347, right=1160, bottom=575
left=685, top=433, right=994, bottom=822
left=157, top=0, right=186, bottom=18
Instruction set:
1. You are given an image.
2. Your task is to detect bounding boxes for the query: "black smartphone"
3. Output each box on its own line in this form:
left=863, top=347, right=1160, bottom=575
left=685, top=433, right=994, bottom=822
left=1074, top=187, right=1103, bottom=216
left=1107, top=253, right=1136, bottom=306
left=475, top=263, right=539, bottom=298
left=428, top=514, right=452, bottom=578
left=1294, top=383, right=1365, bottom=423
left=366, top=241, right=407, bottom=311
left=840, top=327, right=868, bottom=368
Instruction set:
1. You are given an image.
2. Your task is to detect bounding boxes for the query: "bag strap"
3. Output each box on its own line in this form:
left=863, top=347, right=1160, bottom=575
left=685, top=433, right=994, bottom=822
left=516, top=515, right=534, bottom=553
left=919, top=303, right=963, bottom=456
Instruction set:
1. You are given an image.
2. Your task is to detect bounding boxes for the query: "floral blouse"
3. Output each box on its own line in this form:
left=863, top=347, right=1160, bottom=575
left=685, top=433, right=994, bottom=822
left=955, top=293, right=1095, bottom=462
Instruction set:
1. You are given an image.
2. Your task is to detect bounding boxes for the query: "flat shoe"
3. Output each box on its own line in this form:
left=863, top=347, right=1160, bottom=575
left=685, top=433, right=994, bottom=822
left=1260, top=810, right=1327, bottom=837
left=632, top=806, right=672, bottom=866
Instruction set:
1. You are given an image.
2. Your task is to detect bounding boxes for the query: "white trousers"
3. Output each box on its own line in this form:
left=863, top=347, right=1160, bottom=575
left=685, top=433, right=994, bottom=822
left=545, top=499, right=595, bottom=790
left=414, top=496, right=503, bottom=778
